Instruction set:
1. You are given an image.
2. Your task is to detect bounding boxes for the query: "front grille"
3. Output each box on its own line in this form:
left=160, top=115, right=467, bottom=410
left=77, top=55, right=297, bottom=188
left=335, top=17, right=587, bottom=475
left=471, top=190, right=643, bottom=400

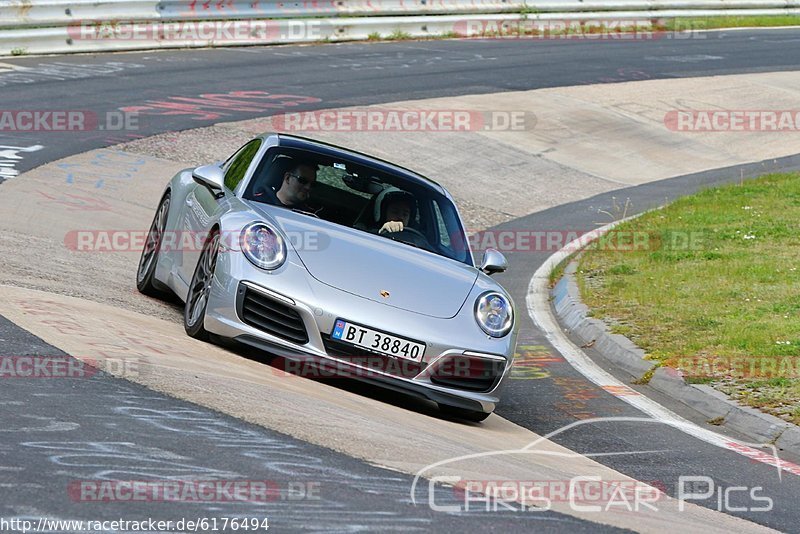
left=322, top=336, right=424, bottom=379
left=238, top=284, right=309, bottom=345
left=429, top=354, right=505, bottom=392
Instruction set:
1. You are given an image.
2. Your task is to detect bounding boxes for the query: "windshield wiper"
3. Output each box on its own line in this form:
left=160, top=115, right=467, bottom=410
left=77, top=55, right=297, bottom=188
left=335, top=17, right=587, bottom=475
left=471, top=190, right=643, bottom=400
left=291, top=208, right=320, bottom=218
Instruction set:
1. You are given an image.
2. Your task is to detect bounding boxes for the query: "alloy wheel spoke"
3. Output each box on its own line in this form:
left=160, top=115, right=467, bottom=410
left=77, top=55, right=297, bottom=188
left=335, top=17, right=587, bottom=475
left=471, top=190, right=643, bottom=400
left=187, top=235, right=217, bottom=327
left=191, top=293, right=206, bottom=324
left=138, top=197, right=169, bottom=283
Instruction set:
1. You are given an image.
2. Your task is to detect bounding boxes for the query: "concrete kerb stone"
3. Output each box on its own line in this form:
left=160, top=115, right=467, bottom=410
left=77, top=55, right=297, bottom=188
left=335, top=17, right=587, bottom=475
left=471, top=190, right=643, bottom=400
left=549, top=243, right=799, bottom=455
left=553, top=261, right=654, bottom=379
left=695, top=384, right=792, bottom=444
left=648, top=367, right=734, bottom=422
left=777, top=426, right=800, bottom=452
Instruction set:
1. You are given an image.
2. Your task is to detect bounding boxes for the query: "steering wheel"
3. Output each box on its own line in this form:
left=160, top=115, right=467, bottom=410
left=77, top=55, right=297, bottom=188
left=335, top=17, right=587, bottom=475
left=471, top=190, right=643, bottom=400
left=385, top=227, right=434, bottom=252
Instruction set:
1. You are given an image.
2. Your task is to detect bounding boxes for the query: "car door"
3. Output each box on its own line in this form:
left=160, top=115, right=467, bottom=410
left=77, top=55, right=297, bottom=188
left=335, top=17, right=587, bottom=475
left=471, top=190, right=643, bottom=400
left=177, top=139, right=263, bottom=286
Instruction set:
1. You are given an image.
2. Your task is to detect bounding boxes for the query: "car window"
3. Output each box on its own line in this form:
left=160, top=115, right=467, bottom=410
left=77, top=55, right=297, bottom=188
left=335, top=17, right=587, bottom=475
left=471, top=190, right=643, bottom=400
left=224, top=139, right=262, bottom=191
left=316, top=165, right=371, bottom=200
left=431, top=196, right=470, bottom=263
left=243, top=147, right=472, bottom=266
left=432, top=200, right=451, bottom=247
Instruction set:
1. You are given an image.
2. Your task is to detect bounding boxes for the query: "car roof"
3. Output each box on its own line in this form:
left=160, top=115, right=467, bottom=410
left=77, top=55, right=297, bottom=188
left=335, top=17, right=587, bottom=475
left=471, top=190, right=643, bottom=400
left=268, top=133, right=446, bottom=194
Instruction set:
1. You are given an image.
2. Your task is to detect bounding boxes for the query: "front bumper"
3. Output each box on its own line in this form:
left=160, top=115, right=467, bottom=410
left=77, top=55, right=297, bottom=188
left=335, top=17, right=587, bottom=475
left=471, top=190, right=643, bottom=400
left=203, top=255, right=517, bottom=414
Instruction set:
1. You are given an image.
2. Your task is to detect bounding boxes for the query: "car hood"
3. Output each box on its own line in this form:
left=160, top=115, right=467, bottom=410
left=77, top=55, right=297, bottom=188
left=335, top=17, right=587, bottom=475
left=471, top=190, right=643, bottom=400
left=250, top=204, right=478, bottom=318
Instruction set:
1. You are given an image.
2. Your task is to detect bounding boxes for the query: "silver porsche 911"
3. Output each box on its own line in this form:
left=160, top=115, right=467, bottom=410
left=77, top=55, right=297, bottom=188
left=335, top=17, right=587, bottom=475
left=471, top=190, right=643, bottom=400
left=136, top=133, right=518, bottom=421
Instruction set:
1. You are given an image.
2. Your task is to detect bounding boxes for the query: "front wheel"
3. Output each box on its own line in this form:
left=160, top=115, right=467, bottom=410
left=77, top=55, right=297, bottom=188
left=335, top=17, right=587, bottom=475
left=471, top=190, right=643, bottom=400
left=438, top=404, right=492, bottom=423
left=136, top=192, right=171, bottom=298
left=184, top=230, right=220, bottom=340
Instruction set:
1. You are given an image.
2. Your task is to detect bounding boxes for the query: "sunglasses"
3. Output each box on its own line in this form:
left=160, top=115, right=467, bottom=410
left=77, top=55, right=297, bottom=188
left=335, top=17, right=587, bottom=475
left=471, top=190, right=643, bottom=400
left=289, top=173, right=316, bottom=187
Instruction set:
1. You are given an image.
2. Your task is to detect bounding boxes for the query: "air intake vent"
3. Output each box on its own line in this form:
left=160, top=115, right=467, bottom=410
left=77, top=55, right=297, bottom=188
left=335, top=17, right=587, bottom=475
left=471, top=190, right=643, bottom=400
left=429, top=354, right=504, bottom=392
left=237, top=283, right=308, bottom=345
left=322, top=336, right=423, bottom=379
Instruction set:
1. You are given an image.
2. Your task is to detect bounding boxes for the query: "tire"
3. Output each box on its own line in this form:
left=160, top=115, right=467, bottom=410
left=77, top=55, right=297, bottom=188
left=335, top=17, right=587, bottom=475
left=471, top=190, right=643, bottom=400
left=438, top=404, right=492, bottom=423
left=136, top=192, right=171, bottom=298
left=184, top=229, right=220, bottom=340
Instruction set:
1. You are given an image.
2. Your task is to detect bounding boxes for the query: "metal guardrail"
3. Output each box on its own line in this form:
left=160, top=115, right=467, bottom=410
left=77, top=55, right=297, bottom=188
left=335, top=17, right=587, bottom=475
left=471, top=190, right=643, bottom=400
left=1, top=1, right=799, bottom=55
left=157, top=0, right=524, bottom=19
left=1, top=0, right=161, bottom=28
left=157, top=0, right=800, bottom=19
left=4, top=0, right=800, bottom=27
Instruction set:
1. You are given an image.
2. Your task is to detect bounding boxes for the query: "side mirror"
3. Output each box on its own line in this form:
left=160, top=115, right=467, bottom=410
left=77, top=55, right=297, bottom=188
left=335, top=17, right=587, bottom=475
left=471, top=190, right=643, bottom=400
left=480, top=248, right=507, bottom=275
left=192, top=164, right=226, bottom=198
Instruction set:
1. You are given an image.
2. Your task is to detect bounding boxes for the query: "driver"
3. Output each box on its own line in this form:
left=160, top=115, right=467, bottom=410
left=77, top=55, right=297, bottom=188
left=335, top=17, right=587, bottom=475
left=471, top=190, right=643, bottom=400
left=374, top=187, right=416, bottom=235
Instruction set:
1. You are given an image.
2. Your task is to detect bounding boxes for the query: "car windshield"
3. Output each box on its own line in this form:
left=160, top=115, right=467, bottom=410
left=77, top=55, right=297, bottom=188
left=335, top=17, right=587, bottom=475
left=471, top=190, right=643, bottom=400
left=242, top=147, right=472, bottom=266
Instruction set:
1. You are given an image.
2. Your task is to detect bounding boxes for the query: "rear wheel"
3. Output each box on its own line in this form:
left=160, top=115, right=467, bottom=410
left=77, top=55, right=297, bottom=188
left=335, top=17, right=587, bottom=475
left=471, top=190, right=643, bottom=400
left=136, top=192, right=171, bottom=297
left=184, top=230, right=220, bottom=340
left=438, top=404, right=492, bottom=423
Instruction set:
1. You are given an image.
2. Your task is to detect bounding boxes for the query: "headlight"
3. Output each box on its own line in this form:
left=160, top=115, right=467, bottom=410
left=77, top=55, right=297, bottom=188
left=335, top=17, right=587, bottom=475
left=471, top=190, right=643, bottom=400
left=240, top=222, right=286, bottom=270
left=474, top=292, right=513, bottom=337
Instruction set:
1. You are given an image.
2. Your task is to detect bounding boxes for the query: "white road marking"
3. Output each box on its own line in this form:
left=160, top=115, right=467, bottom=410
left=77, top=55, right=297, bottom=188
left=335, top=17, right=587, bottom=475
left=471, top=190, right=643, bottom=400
left=644, top=54, right=724, bottom=62
left=0, top=144, right=44, bottom=181
left=0, top=62, right=20, bottom=73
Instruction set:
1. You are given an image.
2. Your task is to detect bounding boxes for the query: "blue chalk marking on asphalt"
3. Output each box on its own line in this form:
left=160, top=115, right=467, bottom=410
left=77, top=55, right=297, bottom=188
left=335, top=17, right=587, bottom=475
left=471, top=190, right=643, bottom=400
left=57, top=151, right=150, bottom=188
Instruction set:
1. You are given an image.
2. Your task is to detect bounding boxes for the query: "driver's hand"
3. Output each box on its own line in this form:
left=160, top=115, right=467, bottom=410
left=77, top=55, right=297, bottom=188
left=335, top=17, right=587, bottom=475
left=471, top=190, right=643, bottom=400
left=379, top=221, right=404, bottom=234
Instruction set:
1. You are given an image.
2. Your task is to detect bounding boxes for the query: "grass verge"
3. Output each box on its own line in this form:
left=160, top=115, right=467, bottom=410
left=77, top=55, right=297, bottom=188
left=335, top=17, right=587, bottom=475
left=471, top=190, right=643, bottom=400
left=664, top=15, right=800, bottom=31
left=419, top=15, right=800, bottom=41
left=576, top=172, right=800, bottom=424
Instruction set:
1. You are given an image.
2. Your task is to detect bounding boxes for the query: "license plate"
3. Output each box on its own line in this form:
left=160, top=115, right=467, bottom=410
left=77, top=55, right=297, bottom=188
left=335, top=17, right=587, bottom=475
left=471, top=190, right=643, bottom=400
left=331, top=319, right=425, bottom=362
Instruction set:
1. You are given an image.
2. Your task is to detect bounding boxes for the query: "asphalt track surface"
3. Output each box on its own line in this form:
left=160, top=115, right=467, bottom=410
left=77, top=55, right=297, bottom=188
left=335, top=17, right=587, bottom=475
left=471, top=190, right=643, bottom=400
left=0, top=316, right=616, bottom=533
left=3, top=28, right=800, bottom=176
left=2, top=29, right=800, bottom=531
